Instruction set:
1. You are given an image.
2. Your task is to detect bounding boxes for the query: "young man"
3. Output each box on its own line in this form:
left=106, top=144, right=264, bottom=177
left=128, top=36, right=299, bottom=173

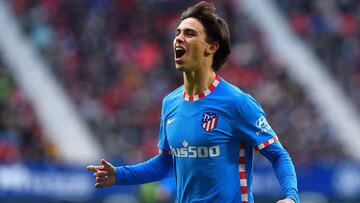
left=87, top=1, right=299, bottom=203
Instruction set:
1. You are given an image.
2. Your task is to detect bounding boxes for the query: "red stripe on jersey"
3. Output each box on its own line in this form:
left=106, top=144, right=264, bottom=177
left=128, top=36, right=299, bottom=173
left=239, top=171, right=246, bottom=179
left=182, top=74, right=220, bottom=102
left=239, top=157, right=245, bottom=164
left=255, top=136, right=278, bottom=151
left=241, top=186, right=248, bottom=194
left=215, top=74, right=220, bottom=81
left=199, top=92, right=205, bottom=99
left=208, top=84, right=215, bottom=91
left=239, top=143, right=248, bottom=202
left=189, top=95, right=194, bottom=102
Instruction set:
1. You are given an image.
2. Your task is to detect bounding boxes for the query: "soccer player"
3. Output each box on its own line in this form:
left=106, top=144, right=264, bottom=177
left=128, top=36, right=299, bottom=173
left=87, top=1, right=299, bottom=203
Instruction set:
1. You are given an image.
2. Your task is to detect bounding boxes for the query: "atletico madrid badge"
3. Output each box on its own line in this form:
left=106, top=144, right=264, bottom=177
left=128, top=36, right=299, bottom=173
left=201, top=112, right=218, bottom=132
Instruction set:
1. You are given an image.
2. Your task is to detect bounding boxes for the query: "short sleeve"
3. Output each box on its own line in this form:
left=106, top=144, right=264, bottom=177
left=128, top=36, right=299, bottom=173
left=234, top=94, right=278, bottom=150
left=157, top=99, right=171, bottom=152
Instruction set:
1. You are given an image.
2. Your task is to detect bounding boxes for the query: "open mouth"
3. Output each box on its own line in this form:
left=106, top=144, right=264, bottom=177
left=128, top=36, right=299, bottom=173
left=175, top=46, right=186, bottom=59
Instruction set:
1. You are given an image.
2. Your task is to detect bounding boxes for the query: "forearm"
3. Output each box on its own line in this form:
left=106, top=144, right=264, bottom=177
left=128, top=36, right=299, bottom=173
left=115, top=153, right=174, bottom=185
left=260, top=141, right=299, bottom=203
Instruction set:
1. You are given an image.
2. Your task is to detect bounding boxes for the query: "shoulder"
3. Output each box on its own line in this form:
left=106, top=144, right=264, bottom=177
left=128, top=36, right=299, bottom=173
left=163, top=85, right=183, bottom=104
left=219, top=78, right=263, bottom=113
left=219, top=79, right=256, bottom=104
left=161, top=85, right=183, bottom=110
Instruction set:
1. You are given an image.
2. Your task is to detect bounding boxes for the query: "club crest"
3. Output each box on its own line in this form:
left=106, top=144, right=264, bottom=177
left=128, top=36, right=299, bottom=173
left=201, top=112, right=218, bottom=131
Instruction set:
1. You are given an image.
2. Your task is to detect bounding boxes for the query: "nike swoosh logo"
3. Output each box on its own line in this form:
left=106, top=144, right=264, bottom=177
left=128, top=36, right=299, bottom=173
left=167, top=118, right=176, bottom=124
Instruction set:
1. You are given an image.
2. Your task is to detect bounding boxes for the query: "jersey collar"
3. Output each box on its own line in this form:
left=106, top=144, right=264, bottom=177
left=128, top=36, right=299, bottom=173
left=182, top=74, right=221, bottom=102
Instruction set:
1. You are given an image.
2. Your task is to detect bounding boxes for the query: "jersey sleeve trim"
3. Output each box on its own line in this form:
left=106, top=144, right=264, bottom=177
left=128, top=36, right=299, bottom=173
left=255, top=136, right=278, bottom=151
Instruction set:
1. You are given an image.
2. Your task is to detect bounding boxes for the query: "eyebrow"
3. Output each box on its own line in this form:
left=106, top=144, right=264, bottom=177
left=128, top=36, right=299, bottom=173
left=175, top=28, right=198, bottom=35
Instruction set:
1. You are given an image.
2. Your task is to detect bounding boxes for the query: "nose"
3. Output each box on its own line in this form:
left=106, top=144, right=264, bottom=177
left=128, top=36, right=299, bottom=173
left=175, top=33, right=184, bottom=44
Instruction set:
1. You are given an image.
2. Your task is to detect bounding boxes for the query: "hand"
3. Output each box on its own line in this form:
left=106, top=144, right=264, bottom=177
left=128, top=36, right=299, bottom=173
left=87, top=159, right=116, bottom=188
left=277, top=198, right=295, bottom=203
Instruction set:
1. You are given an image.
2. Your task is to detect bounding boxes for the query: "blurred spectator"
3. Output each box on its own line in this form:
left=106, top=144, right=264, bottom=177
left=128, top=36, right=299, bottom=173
left=0, top=65, right=58, bottom=164
left=2, top=0, right=357, bottom=169
left=275, top=0, right=360, bottom=111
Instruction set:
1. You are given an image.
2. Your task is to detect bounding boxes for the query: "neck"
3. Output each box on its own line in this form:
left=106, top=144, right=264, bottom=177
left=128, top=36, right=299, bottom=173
left=183, top=67, right=216, bottom=96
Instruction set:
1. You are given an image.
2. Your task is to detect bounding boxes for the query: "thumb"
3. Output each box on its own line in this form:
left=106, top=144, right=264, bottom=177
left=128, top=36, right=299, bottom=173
left=101, top=159, right=113, bottom=170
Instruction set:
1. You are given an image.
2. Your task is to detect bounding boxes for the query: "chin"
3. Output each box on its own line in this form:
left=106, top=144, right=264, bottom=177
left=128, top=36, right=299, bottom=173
left=175, top=62, right=185, bottom=71
left=175, top=66, right=186, bottom=71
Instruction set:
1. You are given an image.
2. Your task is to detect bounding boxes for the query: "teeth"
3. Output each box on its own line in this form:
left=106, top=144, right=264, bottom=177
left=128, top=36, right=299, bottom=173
left=176, top=47, right=185, bottom=51
left=175, top=46, right=186, bottom=58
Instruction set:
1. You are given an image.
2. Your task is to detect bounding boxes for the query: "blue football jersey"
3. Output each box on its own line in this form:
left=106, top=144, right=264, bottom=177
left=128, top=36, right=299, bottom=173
left=158, top=75, right=278, bottom=203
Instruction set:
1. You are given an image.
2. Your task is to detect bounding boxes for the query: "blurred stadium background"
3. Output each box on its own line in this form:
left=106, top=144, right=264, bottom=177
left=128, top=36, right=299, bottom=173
left=0, top=0, right=359, bottom=202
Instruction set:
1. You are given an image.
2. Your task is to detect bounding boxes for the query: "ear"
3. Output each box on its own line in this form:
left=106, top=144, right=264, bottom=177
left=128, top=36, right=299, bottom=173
left=205, top=41, right=219, bottom=56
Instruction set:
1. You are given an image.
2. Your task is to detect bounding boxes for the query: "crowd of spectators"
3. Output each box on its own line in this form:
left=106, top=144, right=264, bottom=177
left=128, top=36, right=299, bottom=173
left=275, top=0, right=360, bottom=111
left=1, top=0, right=357, bottom=168
left=0, top=62, right=57, bottom=163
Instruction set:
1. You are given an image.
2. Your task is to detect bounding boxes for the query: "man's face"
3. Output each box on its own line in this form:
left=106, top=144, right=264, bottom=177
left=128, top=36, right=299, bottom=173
left=173, top=17, right=210, bottom=71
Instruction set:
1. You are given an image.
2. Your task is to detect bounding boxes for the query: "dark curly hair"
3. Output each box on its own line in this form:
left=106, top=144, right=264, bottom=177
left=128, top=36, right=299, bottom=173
left=181, top=1, right=231, bottom=72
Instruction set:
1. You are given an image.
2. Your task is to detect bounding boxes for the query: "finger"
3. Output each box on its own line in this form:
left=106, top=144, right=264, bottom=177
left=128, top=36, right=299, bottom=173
left=87, top=165, right=95, bottom=170
left=95, top=180, right=107, bottom=188
left=95, top=170, right=110, bottom=177
left=96, top=176, right=108, bottom=183
left=101, top=159, right=112, bottom=169
left=88, top=165, right=102, bottom=172
left=87, top=165, right=101, bottom=171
